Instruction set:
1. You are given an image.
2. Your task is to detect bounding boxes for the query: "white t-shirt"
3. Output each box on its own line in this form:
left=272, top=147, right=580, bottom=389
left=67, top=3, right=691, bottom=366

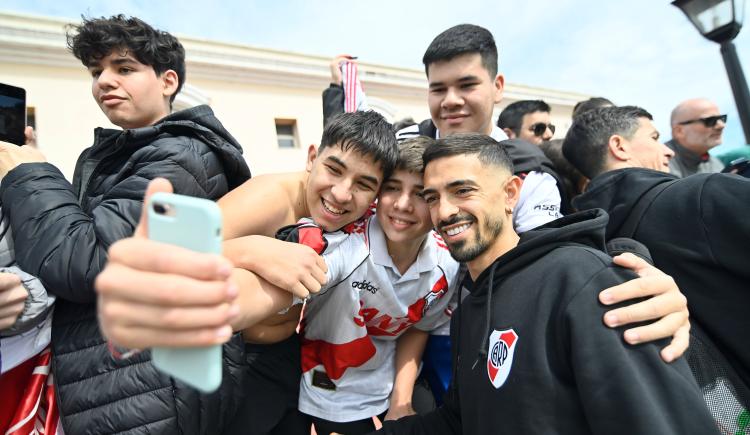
left=296, top=216, right=460, bottom=422
left=396, top=124, right=561, bottom=233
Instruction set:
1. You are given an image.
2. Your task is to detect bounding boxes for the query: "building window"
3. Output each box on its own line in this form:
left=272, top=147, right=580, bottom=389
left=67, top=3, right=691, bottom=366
left=275, top=119, right=298, bottom=149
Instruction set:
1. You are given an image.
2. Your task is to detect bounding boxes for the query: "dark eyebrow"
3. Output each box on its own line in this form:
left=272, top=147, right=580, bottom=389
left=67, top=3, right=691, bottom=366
left=327, top=155, right=379, bottom=186
left=87, top=57, right=137, bottom=69
left=111, top=57, right=138, bottom=66
left=326, top=155, right=347, bottom=168
left=457, top=75, right=481, bottom=83
left=421, top=187, right=437, bottom=197
left=446, top=179, right=479, bottom=189
left=429, top=74, right=481, bottom=89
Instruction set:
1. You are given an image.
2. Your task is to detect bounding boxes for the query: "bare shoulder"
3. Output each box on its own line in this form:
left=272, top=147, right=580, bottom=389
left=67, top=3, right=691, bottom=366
left=219, top=171, right=307, bottom=238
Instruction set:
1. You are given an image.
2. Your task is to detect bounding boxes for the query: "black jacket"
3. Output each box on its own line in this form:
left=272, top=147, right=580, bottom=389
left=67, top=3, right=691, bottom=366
left=0, top=105, right=252, bottom=435
left=379, top=210, right=716, bottom=434
left=573, top=168, right=750, bottom=391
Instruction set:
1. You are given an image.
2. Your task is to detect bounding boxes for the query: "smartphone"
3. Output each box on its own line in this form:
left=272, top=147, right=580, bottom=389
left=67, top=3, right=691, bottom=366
left=722, top=157, right=750, bottom=177
left=147, top=192, right=224, bottom=393
left=0, top=83, right=26, bottom=145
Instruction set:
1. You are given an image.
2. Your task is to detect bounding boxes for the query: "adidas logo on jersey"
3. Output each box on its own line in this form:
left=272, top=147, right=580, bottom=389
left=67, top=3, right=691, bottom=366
left=352, top=280, right=379, bottom=294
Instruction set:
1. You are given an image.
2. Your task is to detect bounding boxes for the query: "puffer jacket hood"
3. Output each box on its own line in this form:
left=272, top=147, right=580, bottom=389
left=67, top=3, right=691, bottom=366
left=92, top=104, right=251, bottom=189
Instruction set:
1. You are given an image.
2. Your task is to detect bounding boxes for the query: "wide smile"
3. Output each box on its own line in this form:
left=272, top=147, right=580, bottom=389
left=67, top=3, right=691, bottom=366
left=321, top=198, right=348, bottom=217
left=440, top=221, right=473, bottom=240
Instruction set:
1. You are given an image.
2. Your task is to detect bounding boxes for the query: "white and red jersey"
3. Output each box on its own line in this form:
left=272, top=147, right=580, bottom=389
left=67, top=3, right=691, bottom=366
left=296, top=216, right=459, bottom=422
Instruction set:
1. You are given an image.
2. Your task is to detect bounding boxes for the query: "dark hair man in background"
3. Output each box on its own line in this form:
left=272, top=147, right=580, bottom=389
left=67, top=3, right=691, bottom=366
left=496, top=99, right=555, bottom=145
left=0, top=15, right=251, bottom=434
left=564, top=106, right=750, bottom=426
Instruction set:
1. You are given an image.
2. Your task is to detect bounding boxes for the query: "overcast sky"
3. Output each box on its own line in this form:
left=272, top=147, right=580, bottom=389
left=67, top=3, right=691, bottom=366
left=3, top=0, right=749, bottom=152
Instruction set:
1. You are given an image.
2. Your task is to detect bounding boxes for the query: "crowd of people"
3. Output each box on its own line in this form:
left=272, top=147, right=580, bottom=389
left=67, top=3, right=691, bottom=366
left=0, top=13, right=748, bottom=435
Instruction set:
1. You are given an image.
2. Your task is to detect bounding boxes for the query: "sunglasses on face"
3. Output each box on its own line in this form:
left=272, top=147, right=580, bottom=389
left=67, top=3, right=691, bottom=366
left=677, top=114, right=727, bottom=128
left=530, top=122, right=556, bottom=137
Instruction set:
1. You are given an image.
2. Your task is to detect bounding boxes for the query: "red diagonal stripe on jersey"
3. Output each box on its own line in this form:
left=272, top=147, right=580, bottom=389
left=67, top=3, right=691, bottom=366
left=406, top=274, right=449, bottom=323
left=301, top=335, right=376, bottom=380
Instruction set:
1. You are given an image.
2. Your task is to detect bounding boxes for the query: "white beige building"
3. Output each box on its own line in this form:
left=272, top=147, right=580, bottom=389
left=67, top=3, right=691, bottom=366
left=0, top=10, right=588, bottom=178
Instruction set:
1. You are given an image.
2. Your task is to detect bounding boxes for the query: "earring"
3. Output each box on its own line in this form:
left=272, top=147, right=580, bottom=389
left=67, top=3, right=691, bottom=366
left=505, top=206, right=514, bottom=215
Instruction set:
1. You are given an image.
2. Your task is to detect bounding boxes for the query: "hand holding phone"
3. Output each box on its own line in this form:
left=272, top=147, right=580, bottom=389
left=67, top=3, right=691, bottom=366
left=147, top=192, right=224, bottom=392
left=0, top=83, right=26, bottom=146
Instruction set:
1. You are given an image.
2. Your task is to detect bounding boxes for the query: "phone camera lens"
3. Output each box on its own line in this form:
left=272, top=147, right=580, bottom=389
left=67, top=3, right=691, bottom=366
left=153, top=203, right=170, bottom=215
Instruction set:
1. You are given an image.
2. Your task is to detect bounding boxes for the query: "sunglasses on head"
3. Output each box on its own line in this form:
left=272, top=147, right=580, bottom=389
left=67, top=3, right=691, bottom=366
left=531, top=122, right=555, bottom=137
left=678, top=114, right=727, bottom=128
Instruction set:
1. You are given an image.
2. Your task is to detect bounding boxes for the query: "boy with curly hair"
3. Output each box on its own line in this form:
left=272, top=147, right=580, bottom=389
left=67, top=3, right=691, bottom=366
left=0, top=14, right=251, bottom=434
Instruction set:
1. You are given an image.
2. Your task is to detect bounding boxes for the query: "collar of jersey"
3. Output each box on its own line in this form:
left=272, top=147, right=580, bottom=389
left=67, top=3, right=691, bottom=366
left=369, top=214, right=438, bottom=279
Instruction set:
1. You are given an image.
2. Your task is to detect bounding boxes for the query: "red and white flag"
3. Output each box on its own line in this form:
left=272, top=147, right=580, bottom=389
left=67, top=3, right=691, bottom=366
left=341, top=61, right=369, bottom=113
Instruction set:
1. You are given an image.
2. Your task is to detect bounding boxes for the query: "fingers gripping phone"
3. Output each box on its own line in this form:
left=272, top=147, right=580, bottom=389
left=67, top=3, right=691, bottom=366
left=147, top=192, right=223, bottom=393
left=0, top=83, right=26, bottom=145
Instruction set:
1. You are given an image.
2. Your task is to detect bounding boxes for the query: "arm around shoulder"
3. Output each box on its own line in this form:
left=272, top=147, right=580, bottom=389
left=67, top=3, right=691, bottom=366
left=566, top=264, right=717, bottom=435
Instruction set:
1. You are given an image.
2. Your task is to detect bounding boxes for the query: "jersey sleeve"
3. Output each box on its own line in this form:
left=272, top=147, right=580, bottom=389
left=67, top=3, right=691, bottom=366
left=513, top=171, right=561, bottom=233
left=277, top=217, right=370, bottom=295
left=414, top=252, right=461, bottom=332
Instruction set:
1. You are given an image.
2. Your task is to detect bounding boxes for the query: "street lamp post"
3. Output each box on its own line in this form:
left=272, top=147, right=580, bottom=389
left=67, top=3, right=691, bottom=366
left=673, top=0, right=750, bottom=144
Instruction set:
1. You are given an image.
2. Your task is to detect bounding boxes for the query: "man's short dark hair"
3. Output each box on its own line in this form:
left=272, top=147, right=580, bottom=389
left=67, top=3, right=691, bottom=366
left=320, top=111, right=399, bottom=181
left=422, top=24, right=498, bottom=78
left=562, top=106, right=653, bottom=179
left=424, top=133, right=514, bottom=176
left=67, top=15, right=186, bottom=103
left=572, top=97, right=615, bottom=118
left=497, top=100, right=551, bottom=135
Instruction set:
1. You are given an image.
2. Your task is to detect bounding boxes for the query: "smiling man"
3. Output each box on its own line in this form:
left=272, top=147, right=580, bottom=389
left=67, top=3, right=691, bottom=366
left=396, top=24, right=562, bottom=233
left=375, top=133, right=717, bottom=435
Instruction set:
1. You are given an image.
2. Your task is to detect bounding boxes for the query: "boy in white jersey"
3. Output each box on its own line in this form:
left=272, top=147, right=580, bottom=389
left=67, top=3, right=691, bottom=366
left=282, top=137, right=458, bottom=434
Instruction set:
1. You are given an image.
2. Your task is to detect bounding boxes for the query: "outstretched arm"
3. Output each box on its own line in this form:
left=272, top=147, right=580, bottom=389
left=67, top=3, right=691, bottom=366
left=96, top=179, right=297, bottom=349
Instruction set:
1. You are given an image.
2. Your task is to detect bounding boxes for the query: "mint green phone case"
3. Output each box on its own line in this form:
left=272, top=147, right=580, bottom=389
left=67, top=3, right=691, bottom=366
left=147, top=192, right=223, bottom=393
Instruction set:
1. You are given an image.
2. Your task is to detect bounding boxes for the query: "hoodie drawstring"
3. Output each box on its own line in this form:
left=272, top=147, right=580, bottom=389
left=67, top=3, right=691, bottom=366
left=472, top=262, right=497, bottom=370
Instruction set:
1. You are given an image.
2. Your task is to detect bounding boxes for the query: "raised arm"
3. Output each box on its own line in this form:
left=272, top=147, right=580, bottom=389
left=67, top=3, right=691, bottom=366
left=96, top=179, right=298, bottom=349
left=0, top=139, right=222, bottom=303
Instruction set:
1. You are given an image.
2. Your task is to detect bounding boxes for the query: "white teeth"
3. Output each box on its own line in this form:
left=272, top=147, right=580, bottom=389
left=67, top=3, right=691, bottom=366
left=392, top=217, right=411, bottom=225
left=445, top=224, right=470, bottom=236
left=322, top=200, right=345, bottom=215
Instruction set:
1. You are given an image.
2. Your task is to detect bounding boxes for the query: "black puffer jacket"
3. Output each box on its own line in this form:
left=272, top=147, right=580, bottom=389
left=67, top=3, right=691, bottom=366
left=0, top=105, right=252, bottom=435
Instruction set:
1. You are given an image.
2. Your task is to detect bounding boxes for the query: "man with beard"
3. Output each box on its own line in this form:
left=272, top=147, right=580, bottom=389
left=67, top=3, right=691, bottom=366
left=374, top=133, right=717, bottom=435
